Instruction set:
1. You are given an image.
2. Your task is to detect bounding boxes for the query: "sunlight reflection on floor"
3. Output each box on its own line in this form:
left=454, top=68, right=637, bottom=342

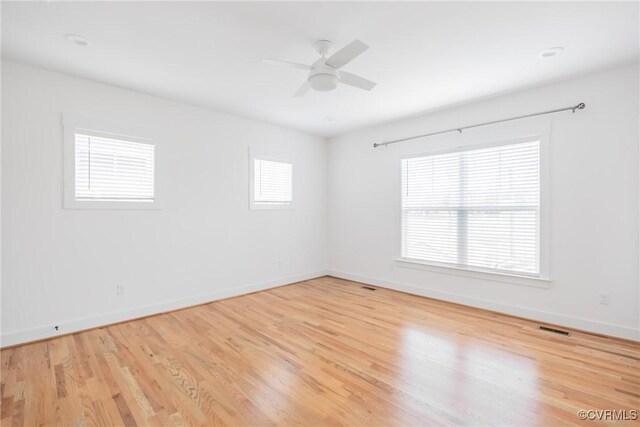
left=399, top=325, right=541, bottom=425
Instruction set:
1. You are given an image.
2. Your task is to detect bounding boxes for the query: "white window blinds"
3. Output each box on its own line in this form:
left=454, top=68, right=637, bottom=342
left=253, top=159, right=292, bottom=205
left=401, top=140, right=540, bottom=276
left=74, top=133, right=155, bottom=202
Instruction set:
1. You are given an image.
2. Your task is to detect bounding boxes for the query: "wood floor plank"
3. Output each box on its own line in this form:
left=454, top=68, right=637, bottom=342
left=1, top=277, right=639, bottom=426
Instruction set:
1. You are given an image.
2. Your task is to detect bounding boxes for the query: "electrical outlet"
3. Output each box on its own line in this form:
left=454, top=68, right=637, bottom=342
left=599, top=292, right=611, bottom=305
left=116, top=285, right=125, bottom=295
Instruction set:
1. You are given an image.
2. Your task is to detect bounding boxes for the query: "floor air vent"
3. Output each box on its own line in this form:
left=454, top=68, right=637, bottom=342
left=539, top=326, right=571, bottom=336
left=362, top=286, right=377, bottom=291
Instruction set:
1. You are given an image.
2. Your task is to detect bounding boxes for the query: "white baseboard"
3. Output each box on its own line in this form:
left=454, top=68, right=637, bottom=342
left=328, top=270, right=640, bottom=341
left=6, top=269, right=636, bottom=347
left=1, top=270, right=329, bottom=348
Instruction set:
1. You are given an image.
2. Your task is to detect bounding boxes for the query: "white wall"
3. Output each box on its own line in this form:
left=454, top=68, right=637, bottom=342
left=328, top=64, right=640, bottom=340
left=1, top=60, right=328, bottom=346
left=3, top=60, right=638, bottom=346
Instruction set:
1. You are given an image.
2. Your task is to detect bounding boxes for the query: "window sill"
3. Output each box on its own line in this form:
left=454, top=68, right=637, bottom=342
left=249, top=203, right=294, bottom=210
left=64, top=200, right=161, bottom=210
left=394, top=258, right=551, bottom=289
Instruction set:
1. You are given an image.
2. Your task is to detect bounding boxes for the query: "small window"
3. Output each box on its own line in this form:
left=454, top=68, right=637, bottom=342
left=64, top=118, right=157, bottom=209
left=249, top=149, right=293, bottom=209
left=74, top=132, right=155, bottom=202
left=401, top=139, right=540, bottom=277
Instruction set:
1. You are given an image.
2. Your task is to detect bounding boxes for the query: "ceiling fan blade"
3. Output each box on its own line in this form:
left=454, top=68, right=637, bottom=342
left=339, top=71, right=377, bottom=91
left=325, top=40, right=369, bottom=69
left=262, top=59, right=312, bottom=71
left=293, top=82, right=310, bottom=97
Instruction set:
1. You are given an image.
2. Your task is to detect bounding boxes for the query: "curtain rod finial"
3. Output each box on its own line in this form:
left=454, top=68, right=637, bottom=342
left=573, top=102, right=586, bottom=113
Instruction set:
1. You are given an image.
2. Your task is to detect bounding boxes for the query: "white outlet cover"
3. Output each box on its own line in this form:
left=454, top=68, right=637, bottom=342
left=599, top=292, right=611, bottom=305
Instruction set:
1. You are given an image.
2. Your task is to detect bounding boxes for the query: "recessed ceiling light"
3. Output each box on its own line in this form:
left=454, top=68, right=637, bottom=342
left=64, top=34, right=91, bottom=47
left=539, top=47, right=564, bottom=58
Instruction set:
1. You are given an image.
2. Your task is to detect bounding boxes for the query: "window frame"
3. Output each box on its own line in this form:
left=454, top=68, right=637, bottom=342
left=397, top=134, right=550, bottom=283
left=63, top=114, right=160, bottom=210
left=248, top=147, right=294, bottom=210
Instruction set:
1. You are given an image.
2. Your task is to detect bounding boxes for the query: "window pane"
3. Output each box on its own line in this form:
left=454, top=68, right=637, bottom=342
left=464, top=142, right=539, bottom=208
left=254, top=159, right=292, bottom=204
left=467, top=209, right=538, bottom=274
left=402, top=154, right=460, bottom=209
left=402, top=210, right=458, bottom=264
left=75, top=133, right=154, bottom=201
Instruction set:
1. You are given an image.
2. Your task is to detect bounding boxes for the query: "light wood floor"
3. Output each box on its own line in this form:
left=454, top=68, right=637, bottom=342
left=2, top=277, right=639, bottom=426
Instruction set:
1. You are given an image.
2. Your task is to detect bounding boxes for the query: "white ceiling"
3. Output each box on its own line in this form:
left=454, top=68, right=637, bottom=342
left=3, top=1, right=638, bottom=137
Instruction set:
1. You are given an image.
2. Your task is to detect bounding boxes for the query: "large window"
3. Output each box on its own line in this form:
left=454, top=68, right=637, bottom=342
left=401, top=139, right=540, bottom=276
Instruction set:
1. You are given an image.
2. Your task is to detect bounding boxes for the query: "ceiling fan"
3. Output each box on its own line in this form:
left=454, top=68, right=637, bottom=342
left=263, top=39, right=377, bottom=97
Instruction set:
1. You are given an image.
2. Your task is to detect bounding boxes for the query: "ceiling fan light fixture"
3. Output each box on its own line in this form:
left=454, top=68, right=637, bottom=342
left=308, top=73, right=338, bottom=91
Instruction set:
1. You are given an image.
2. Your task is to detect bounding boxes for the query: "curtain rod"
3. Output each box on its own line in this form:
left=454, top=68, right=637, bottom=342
left=372, top=102, right=586, bottom=148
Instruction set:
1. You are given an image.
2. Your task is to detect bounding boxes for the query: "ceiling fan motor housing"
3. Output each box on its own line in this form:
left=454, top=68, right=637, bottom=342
left=308, top=63, right=338, bottom=91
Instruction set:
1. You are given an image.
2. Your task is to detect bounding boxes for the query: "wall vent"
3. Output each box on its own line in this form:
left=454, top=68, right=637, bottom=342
left=539, top=325, right=570, bottom=336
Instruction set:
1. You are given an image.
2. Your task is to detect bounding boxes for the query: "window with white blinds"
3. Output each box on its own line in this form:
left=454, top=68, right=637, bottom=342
left=401, top=139, right=540, bottom=276
left=74, top=133, right=155, bottom=202
left=253, top=158, right=293, bottom=206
